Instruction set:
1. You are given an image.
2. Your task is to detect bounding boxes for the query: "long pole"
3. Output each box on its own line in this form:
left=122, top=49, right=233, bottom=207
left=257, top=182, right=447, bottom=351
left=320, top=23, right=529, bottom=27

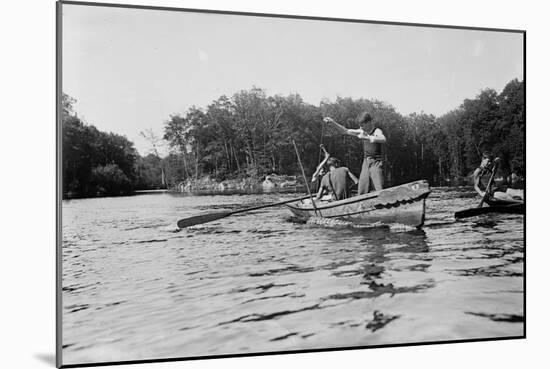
left=292, top=139, right=320, bottom=217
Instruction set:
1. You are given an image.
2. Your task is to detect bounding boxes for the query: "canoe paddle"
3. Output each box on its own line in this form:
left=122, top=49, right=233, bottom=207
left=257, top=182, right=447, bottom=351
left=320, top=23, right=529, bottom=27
left=176, top=195, right=311, bottom=228
left=478, top=158, right=499, bottom=208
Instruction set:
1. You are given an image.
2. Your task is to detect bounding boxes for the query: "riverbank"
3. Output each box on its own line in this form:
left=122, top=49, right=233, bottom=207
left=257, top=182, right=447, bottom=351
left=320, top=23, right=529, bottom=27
left=174, top=174, right=302, bottom=192
left=62, top=174, right=303, bottom=199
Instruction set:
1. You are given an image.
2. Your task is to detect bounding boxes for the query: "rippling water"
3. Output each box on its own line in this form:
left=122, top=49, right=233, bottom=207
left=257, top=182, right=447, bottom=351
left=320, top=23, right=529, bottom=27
left=61, top=187, right=524, bottom=365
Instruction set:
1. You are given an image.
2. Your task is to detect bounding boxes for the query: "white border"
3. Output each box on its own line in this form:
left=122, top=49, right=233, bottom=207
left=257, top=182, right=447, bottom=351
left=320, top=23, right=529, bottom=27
left=2, top=1, right=546, bottom=368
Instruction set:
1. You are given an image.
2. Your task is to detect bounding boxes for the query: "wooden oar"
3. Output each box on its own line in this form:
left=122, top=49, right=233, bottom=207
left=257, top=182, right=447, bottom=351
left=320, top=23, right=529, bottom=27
left=177, top=195, right=311, bottom=228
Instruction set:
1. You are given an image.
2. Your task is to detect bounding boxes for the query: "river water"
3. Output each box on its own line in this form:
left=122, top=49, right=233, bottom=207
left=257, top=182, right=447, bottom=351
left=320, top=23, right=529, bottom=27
left=61, top=187, right=524, bottom=365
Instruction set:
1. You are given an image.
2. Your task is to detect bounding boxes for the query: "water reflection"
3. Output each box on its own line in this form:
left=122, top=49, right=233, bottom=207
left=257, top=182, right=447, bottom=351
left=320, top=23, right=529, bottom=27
left=322, top=228, right=434, bottom=313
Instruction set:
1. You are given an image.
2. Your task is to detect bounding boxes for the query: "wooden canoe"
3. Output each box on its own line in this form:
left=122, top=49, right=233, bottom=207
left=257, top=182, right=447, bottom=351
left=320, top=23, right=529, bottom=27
left=485, top=198, right=524, bottom=206
left=454, top=197, right=525, bottom=219
left=285, top=180, right=431, bottom=227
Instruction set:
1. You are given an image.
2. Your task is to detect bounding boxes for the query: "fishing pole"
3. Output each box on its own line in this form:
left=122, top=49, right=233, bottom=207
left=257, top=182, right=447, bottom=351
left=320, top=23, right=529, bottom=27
left=291, top=139, right=320, bottom=217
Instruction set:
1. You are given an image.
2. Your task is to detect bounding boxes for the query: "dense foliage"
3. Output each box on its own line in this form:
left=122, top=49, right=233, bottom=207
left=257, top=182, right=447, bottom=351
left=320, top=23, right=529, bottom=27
left=62, top=94, right=162, bottom=198
left=62, top=79, right=524, bottom=197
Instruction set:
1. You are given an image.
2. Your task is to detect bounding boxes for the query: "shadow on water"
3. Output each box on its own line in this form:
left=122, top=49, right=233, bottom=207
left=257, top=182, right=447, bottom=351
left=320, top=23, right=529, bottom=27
left=471, top=219, right=499, bottom=228
left=357, top=227, right=429, bottom=261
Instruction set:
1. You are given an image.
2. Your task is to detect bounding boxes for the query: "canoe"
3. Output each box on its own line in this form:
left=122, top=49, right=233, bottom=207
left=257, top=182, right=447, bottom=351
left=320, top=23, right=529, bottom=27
left=285, top=180, right=431, bottom=227
left=455, top=203, right=524, bottom=219
left=485, top=197, right=523, bottom=206
left=484, top=196, right=525, bottom=214
left=454, top=197, right=525, bottom=219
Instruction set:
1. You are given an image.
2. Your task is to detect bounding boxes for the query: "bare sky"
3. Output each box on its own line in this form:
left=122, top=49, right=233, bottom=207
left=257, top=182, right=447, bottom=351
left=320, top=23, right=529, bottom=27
left=62, top=3, right=524, bottom=155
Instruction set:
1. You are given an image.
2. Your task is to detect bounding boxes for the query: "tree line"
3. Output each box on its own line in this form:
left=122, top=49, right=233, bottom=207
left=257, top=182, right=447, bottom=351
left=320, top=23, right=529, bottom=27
left=62, top=94, right=165, bottom=198
left=62, top=78, right=524, bottom=198
left=163, top=79, right=524, bottom=186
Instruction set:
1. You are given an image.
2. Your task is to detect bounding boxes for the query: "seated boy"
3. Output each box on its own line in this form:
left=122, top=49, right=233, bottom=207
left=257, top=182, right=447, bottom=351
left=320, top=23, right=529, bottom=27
left=316, top=157, right=359, bottom=201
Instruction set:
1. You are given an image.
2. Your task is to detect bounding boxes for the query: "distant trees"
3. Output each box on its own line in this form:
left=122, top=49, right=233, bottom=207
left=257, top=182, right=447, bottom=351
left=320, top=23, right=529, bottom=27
left=134, top=154, right=164, bottom=190
left=430, top=79, right=525, bottom=181
left=62, top=93, right=139, bottom=198
left=163, top=88, right=326, bottom=181
left=62, top=78, right=524, bottom=198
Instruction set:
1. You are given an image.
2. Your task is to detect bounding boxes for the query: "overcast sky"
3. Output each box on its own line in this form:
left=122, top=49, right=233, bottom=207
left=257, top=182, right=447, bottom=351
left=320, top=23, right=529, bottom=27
left=62, top=3, right=524, bottom=155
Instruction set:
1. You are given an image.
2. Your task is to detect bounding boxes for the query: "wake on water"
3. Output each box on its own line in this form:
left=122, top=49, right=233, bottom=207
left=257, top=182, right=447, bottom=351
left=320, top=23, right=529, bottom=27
left=303, top=216, right=417, bottom=232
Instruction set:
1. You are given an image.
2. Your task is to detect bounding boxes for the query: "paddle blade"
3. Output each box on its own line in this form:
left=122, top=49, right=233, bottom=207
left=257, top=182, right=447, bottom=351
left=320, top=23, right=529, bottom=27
left=177, top=211, right=231, bottom=228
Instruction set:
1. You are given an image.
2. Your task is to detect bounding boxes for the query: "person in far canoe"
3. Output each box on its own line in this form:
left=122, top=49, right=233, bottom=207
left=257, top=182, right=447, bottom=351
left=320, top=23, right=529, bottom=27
left=506, top=167, right=525, bottom=199
left=316, top=157, right=359, bottom=201
left=323, top=112, right=386, bottom=195
left=473, top=152, right=523, bottom=202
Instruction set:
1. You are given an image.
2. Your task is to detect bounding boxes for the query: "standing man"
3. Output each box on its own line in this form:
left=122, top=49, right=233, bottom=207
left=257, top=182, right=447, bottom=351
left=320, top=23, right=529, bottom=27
left=323, top=112, right=386, bottom=194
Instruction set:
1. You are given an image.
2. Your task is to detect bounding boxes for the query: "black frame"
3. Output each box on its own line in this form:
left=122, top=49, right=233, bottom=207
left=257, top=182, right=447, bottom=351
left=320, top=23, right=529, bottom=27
left=56, top=1, right=526, bottom=367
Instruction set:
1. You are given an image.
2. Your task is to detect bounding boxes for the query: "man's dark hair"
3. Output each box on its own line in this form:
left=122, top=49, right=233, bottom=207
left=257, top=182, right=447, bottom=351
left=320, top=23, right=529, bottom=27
left=482, top=151, right=494, bottom=160
left=356, top=111, right=373, bottom=125
left=326, top=157, right=340, bottom=167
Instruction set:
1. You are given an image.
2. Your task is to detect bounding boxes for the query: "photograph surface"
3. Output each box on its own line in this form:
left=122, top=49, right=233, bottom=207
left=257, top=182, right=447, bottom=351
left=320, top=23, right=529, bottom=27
left=58, top=2, right=525, bottom=366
